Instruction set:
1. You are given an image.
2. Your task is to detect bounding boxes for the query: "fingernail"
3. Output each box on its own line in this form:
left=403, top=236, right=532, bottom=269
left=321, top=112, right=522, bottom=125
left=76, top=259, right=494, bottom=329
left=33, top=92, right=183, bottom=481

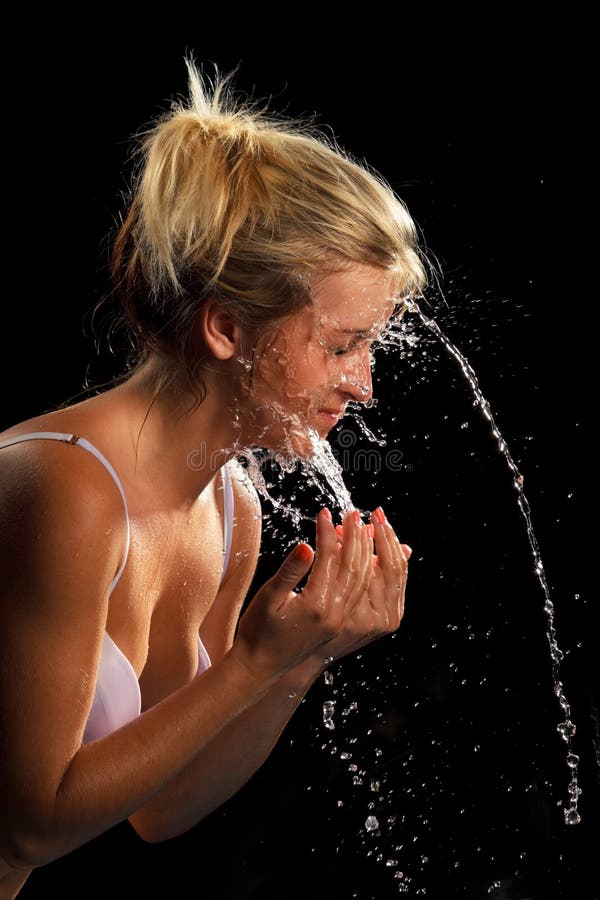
left=373, top=507, right=385, bottom=524
left=295, top=543, right=312, bottom=561
left=322, top=507, right=332, bottom=521
left=403, top=544, right=413, bottom=559
left=335, top=524, right=344, bottom=536
left=352, top=509, right=361, bottom=525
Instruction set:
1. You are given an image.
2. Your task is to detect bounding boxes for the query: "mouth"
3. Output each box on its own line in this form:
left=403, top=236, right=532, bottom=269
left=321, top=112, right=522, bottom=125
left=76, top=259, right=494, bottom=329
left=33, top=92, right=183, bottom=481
left=316, top=409, right=343, bottom=425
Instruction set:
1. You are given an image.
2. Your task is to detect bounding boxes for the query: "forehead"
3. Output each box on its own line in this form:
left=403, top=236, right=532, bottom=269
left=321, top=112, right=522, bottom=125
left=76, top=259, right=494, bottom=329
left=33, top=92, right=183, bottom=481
left=310, top=266, right=397, bottom=330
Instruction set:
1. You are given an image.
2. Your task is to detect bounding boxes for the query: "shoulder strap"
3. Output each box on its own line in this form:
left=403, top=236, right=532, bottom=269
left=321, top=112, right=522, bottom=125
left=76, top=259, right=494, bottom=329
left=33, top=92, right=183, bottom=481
left=0, top=431, right=131, bottom=595
left=220, top=462, right=234, bottom=583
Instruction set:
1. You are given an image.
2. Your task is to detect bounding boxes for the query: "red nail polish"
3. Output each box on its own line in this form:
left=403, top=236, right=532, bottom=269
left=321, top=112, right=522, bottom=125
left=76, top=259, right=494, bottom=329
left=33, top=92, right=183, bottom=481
left=373, top=507, right=385, bottom=524
left=295, top=543, right=312, bottom=561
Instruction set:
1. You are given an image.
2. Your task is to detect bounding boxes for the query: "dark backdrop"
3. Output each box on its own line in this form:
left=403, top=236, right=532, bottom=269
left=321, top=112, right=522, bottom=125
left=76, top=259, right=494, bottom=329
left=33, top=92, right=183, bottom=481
left=4, top=25, right=596, bottom=900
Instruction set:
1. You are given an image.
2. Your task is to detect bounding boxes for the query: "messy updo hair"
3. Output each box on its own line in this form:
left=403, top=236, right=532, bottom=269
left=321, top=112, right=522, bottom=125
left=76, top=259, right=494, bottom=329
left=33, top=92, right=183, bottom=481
left=109, top=57, right=428, bottom=410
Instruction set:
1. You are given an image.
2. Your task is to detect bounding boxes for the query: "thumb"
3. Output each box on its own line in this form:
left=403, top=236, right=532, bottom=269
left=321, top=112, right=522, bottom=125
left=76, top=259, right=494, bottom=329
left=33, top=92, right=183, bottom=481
left=269, top=542, right=314, bottom=593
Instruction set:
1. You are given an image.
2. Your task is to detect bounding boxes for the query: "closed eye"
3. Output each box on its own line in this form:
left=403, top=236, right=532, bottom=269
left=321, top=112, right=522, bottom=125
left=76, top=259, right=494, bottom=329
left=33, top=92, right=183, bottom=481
left=330, top=345, right=353, bottom=356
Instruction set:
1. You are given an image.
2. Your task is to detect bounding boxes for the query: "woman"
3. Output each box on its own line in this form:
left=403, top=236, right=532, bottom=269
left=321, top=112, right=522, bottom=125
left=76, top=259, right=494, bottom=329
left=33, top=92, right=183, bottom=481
left=0, top=60, right=426, bottom=896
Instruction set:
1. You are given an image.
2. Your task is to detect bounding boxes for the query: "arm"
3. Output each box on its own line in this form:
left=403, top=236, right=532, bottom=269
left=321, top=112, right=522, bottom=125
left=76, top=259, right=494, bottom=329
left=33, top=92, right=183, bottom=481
left=129, top=462, right=326, bottom=842
left=0, top=448, right=282, bottom=870
left=129, top=657, right=324, bottom=842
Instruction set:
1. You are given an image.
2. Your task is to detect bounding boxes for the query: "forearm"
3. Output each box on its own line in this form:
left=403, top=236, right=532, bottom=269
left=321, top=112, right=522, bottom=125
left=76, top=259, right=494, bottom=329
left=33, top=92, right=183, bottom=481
left=128, top=657, right=325, bottom=842
left=5, top=651, right=277, bottom=869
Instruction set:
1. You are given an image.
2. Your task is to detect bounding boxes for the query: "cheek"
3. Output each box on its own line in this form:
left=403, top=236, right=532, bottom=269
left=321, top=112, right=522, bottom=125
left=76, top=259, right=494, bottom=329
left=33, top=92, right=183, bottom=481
left=255, top=342, right=329, bottom=402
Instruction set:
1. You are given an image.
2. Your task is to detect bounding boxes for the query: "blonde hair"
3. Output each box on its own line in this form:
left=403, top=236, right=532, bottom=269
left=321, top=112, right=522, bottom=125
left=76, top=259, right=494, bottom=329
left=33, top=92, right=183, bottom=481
left=109, top=58, right=428, bottom=408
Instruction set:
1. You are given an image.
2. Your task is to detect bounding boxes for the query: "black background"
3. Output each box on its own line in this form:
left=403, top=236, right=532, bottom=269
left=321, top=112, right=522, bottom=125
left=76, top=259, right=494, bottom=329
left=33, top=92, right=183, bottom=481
left=4, top=22, right=596, bottom=900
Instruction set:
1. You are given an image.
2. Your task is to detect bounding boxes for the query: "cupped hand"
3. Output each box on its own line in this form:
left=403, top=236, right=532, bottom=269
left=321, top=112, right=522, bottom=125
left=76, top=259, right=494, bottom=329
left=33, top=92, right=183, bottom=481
left=234, top=507, right=372, bottom=679
left=316, top=507, right=411, bottom=665
left=234, top=507, right=411, bottom=681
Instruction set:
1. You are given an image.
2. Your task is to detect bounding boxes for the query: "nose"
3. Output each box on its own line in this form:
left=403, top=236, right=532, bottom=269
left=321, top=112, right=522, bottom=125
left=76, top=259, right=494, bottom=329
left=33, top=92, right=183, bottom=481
left=337, top=345, right=373, bottom=403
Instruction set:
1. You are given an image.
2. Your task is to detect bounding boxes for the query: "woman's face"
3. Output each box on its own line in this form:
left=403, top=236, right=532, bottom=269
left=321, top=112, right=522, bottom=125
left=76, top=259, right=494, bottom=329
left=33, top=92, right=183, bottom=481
left=238, top=264, right=400, bottom=458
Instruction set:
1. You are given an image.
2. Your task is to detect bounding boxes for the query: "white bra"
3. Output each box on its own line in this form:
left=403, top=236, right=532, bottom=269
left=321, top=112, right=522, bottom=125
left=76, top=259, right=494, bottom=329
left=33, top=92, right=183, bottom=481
left=0, top=430, right=234, bottom=743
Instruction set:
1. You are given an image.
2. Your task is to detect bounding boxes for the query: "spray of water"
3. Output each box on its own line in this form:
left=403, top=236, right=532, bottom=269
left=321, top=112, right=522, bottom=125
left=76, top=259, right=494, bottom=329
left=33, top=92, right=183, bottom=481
left=243, top=297, right=582, bottom=825
left=240, top=294, right=582, bottom=891
left=407, top=299, right=582, bottom=826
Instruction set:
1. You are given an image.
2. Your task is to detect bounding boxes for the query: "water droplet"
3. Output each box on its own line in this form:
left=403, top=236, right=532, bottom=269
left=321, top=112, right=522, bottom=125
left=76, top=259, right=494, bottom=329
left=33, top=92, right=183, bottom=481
left=288, top=691, right=297, bottom=699
left=364, top=815, right=379, bottom=832
left=557, top=720, right=576, bottom=739
left=322, top=700, right=335, bottom=730
left=564, top=807, right=581, bottom=825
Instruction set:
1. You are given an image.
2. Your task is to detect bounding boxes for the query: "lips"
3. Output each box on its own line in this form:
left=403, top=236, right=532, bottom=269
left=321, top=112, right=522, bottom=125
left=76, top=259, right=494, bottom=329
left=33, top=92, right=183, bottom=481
left=317, top=408, right=343, bottom=424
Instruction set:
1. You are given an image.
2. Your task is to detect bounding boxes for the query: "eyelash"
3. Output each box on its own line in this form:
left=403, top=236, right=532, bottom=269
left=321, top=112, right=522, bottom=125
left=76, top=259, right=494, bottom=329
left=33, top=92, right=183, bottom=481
left=330, top=345, right=353, bottom=356
left=328, top=337, right=378, bottom=357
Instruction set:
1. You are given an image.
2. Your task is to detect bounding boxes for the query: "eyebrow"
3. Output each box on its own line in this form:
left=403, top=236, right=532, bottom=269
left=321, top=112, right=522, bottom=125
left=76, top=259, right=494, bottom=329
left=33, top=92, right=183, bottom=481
left=336, top=327, right=372, bottom=336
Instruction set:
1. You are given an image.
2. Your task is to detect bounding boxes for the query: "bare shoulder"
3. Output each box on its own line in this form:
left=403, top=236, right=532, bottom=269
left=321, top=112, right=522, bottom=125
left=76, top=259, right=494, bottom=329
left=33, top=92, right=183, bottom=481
left=0, top=429, right=130, bottom=823
left=0, top=435, right=127, bottom=594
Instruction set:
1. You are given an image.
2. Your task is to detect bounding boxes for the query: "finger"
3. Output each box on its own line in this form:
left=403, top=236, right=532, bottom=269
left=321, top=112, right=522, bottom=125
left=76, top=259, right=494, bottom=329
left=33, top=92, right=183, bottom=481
left=372, top=509, right=407, bottom=623
left=268, top=541, right=315, bottom=598
left=336, top=508, right=360, bottom=602
left=335, top=523, right=375, bottom=541
left=371, top=508, right=405, bottom=586
left=305, top=507, right=339, bottom=594
left=346, top=519, right=373, bottom=616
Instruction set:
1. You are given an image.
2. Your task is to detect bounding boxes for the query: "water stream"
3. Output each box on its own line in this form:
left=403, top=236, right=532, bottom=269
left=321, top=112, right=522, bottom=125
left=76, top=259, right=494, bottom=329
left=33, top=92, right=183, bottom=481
left=242, top=299, right=583, bottom=891
left=406, top=300, right=581, bottom=826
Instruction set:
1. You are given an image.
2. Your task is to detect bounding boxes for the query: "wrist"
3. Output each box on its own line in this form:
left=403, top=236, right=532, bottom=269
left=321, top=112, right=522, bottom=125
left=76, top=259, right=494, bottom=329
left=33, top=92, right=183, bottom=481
left=224, top=643, right=282, bottom=695
left=283, top=653, right=331, bottom=688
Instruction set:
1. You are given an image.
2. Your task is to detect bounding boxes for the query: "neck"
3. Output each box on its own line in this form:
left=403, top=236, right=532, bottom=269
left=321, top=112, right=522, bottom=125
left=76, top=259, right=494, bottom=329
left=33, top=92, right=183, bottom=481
left=115, top=357, right=241, bottom=510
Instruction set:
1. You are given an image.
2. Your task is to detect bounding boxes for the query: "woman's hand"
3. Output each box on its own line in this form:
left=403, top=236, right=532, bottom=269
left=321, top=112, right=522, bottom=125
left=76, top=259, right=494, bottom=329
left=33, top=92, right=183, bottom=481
left=314, top=507, right=411, bottom=665
left=233, top=506, right=411, bottom=681
left=234, top=507, right=371, bottom=679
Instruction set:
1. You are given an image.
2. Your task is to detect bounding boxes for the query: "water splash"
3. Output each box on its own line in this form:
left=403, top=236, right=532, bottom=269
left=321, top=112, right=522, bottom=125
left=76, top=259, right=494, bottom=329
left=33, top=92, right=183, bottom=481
left=240, top=427, right=356, bottom=519
left=409, top=299, right=582, bottom=825
left=240, top=291, right=582, bottom=894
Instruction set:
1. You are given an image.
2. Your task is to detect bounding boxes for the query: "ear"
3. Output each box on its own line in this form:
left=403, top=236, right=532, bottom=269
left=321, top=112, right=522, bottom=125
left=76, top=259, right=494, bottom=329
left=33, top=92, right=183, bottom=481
left=197, top=298, right=242, bottom=361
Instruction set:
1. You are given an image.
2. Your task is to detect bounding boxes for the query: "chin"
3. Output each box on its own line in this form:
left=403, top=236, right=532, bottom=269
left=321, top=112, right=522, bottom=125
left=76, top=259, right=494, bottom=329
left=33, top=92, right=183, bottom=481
left=262, top=424, right=324, bottom=461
